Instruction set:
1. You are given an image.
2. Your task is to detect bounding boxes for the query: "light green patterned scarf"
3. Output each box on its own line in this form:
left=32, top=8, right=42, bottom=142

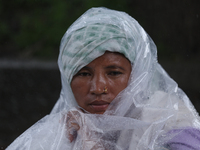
left=60, top=23, right=135, bottom=83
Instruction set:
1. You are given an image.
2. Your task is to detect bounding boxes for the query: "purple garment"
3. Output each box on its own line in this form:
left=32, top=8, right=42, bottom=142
left=164, top=128, right=200, bottom=150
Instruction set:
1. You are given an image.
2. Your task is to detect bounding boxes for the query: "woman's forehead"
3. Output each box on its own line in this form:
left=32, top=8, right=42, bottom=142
left=83, top=51, right=131, bottom=69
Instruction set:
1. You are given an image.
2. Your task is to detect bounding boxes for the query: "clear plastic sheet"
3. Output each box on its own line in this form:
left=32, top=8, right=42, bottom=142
left=6, top=7, right=200, bottom=150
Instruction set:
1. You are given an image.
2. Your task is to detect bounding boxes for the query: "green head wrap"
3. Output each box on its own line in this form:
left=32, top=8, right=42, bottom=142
left=59, top=12, right=137, bottom=83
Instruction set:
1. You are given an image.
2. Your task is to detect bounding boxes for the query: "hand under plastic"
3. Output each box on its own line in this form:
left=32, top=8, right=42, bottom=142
left=65, top=109, right=108, bottom=149
left=66, top=110, right=81, bottom=142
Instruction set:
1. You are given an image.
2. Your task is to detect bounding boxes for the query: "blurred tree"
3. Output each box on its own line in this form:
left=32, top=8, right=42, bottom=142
left=0, top=0, right=199, bottom=61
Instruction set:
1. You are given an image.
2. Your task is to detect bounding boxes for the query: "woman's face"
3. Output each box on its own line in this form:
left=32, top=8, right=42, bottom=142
left=71, top=51, right=132, bottom=114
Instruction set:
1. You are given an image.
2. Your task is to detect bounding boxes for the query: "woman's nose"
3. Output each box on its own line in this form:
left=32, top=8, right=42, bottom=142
left=90, top=74, right=107, bottom=95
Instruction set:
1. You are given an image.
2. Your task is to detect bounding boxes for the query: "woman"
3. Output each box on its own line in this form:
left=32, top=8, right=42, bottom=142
left=6, top=7, right=200, bottom=150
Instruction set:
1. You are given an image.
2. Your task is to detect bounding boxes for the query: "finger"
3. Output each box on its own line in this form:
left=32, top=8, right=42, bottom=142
left=66, top=110, right=81, bottom=142
left=68, top=126, right=79, bottom=142
left=67, top=109, right=81, bottom=122
left=67, top=121, right=80, bottom=142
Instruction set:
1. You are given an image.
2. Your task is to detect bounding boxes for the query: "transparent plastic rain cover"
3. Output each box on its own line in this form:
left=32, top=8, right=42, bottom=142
left=6, top=7, right=200, bottom=150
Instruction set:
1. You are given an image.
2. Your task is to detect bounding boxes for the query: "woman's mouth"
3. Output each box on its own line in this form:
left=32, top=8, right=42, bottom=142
left=89, top=100, right=110, bottom=113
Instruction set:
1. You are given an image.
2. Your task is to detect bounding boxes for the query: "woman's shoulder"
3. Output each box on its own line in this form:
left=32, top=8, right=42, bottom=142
left=141, top=90, right=198, bottom=126
left=161, top=127, right=200, bottom=150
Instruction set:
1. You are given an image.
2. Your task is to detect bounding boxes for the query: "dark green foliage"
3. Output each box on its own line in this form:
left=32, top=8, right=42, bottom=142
left=0, top=0, right=199, bottom=61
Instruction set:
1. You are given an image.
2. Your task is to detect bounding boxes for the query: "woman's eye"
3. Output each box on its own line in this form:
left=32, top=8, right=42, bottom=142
left=77, top=72, right=91, bottom=76
left=108, top=71, right=122, bottom=76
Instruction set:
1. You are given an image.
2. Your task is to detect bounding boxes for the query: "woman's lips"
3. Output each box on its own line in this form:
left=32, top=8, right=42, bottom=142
left=89, top=100, right=110, bottom=112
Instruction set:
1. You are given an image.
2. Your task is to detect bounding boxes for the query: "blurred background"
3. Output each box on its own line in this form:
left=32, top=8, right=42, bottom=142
left=0, top=0, right=200, bottom=149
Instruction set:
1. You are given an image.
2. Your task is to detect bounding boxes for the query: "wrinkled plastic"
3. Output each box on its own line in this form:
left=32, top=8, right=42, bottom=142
left=6, top=7, right=200, bottom=150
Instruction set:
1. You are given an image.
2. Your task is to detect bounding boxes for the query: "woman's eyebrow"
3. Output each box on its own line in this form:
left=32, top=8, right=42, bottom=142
left=76, top=66, right=92, bottom=73
left=105, top=65, right=126, bottom=71
left=81, top=66, right=91, bottom=70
